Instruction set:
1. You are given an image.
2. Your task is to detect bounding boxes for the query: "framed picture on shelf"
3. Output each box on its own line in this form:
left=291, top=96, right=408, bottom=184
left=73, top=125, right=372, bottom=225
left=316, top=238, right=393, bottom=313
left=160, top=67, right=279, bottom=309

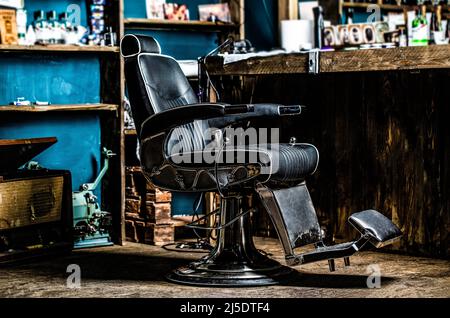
left=198, top=3, right=231, bottom=23
left=163, top=3, right=189, bottom=21
left=0, top=9, right=18, bottom=45
left=146, top=0, right=166, bottom=19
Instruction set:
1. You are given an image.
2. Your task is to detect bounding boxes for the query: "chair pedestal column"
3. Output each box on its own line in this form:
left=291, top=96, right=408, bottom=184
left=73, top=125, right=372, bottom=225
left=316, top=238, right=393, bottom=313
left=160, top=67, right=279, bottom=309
left=166, top=196, right=293, bottom=287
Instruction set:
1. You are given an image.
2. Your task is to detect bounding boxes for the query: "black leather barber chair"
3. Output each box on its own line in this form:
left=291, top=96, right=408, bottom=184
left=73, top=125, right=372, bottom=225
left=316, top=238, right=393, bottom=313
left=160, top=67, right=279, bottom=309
left=120, top=35, right=402, bottom=287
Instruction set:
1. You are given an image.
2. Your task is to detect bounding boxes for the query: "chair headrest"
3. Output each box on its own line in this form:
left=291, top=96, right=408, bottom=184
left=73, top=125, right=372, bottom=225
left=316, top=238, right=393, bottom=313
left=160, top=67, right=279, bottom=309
left=120, top=34, right=161, bottom=58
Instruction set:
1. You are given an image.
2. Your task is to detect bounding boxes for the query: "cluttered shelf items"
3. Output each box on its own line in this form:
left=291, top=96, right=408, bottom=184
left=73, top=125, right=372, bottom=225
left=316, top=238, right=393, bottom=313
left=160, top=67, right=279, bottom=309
left=281, top=0, right=450, bottom=52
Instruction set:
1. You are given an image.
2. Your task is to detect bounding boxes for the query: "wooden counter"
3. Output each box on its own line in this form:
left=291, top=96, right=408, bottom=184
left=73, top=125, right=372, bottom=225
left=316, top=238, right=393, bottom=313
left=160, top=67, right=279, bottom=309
left=206, top=45, right=450, bottom=75
left=205, top=46, right=450, bottom=258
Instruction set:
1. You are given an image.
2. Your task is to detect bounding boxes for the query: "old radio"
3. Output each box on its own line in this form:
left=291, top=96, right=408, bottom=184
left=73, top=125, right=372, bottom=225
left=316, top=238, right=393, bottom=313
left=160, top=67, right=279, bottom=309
left=0, top=137, right=73, bottom=264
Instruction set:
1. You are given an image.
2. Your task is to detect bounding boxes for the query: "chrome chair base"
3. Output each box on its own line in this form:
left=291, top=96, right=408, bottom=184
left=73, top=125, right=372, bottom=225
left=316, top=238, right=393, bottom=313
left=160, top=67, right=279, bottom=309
left=166, top=196, right=293, bottom=287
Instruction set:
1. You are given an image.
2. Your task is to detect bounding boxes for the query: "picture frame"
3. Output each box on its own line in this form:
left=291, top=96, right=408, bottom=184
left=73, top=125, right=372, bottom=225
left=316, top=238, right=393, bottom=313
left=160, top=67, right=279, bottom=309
left=198, top=3, right=231, bottom=23
left=163, top=3, right=189, bottom=21
left=0, top=9, right=18, bottom=45
left=146, top=0, right=166, bottom=20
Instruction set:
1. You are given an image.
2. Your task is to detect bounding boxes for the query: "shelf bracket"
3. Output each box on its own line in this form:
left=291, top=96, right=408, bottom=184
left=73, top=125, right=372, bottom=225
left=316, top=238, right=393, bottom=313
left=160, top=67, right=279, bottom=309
left=308, top=50, right=320, bottom=75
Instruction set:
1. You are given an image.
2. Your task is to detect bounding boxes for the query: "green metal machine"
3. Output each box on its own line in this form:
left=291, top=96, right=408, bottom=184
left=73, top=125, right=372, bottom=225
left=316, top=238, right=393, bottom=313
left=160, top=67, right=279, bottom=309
left=72, top=148, right=114, bottom=249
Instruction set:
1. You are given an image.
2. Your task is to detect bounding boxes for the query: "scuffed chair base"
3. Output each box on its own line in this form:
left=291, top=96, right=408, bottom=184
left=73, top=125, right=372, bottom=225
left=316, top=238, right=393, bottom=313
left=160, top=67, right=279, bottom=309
left=166, top=255, right=293, bottom=287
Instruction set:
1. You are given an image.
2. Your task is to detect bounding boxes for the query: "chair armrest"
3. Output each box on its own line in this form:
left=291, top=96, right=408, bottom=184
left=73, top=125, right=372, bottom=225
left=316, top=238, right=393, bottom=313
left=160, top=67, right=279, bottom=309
left=207, top=104, right=303, bottom=129
left=243, top=103, right=302, bottom=117
left=140, top=103, right=303, bottom=139
left=140, top=103, right=254, bottom=138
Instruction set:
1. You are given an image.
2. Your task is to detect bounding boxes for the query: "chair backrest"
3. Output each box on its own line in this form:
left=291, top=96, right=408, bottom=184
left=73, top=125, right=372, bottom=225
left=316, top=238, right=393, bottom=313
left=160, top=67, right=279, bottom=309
left=120, top=34, right=208, bottom=155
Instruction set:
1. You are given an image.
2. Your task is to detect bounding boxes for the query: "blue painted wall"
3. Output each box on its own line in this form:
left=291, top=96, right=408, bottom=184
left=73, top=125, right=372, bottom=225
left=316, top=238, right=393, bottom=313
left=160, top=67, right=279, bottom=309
left=171, top=192, right=202, bottom=216
left=0, top=55, right=100, bottom=105
left=245, top=0, right=278, bottom=51
left=341, top=10, right=371, bottom=24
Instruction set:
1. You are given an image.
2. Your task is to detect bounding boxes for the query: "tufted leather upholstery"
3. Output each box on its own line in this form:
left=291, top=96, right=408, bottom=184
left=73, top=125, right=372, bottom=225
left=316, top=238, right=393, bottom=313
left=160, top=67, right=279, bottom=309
left=121, top=34, right=319, bottom=191
left=262, top=144, right=319, bottom=182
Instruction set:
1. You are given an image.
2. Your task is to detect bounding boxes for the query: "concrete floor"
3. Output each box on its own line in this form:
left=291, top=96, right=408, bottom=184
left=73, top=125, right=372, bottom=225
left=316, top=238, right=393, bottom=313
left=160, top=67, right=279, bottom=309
left=0, top=238, right=449, bottom=298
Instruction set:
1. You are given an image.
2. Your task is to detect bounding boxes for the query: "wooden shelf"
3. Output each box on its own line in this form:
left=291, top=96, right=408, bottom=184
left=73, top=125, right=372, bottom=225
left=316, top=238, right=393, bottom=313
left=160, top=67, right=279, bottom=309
left=0, top=104, right=119, bottom=113
left=0, top=44, right=119, bottom=54
left=206, top=45, right=450, bottom=75
left=124, top=18, right=238, bottom=32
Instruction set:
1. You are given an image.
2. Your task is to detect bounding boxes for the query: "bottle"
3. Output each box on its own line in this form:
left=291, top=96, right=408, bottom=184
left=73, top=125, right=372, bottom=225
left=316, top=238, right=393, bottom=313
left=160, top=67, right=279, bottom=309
left=447, top=17, right=450, bottom=39
left=104, top=27, right=116, bottom=46
left=59, top=12, right=69, bottom=44
left=33, top=10, right=49, bottom=45
left=16, top=9, right=27, bottom=45
left=430, top=5, right=443, bottom=43
left=46, top=11, right=59, bottom=44
left=411, top=5, right=429, bottom=45
left=313, top=6, right=324, bottom=49
left=399, top=26, right=408, bottom=46
left=347, top=8, right=354, bottom=25
left=25, top=25, right=36, bottom=45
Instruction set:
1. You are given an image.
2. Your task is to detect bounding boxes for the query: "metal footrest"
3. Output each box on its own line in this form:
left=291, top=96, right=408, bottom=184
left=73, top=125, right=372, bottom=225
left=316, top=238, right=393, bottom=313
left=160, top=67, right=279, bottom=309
left=288, top=210, right=402, bottom=269
left=256, top=183, right=402, bottom=271
left=287, top=240, right=362, bottom=267
left=348, top=209, right=403, bottom=248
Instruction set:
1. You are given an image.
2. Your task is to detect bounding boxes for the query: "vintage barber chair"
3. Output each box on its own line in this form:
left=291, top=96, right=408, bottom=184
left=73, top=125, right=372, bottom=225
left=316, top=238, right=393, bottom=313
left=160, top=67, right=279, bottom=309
left=120, top=35, right=402, bottom=287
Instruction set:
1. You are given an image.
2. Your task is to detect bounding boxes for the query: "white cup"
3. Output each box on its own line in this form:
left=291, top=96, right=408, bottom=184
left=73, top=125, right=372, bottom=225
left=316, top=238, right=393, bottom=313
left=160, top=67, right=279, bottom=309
left=433, top=31, right=449, bottom=45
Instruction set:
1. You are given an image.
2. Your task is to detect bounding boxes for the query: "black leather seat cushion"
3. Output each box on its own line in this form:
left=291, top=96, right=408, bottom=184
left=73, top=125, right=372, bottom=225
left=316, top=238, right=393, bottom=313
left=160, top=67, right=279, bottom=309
left=167, top=143, right=319, bottom=184
left=268, top=143, right=319, bottom=182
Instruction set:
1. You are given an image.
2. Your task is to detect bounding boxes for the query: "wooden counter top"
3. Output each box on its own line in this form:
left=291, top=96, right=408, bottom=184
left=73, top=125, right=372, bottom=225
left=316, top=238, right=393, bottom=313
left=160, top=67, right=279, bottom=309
left=206, top=45, right=450, bottom=76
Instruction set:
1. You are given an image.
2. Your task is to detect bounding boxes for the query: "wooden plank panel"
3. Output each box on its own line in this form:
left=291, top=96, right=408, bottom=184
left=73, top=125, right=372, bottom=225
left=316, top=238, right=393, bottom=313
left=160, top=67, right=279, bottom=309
left=119, top=0, right=126, bottom=245
left=321, top=46, right=450, bottom=73
left=206, top=53, right=309, bottom=75
left=206, top=45, right=450, bottom=76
